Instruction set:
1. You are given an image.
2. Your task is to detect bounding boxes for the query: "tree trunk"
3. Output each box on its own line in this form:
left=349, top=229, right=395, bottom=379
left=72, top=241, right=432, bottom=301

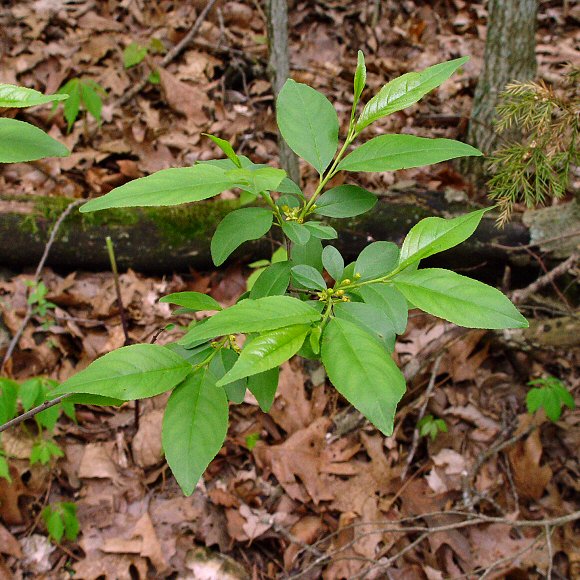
left=0, top=192, right=531, bottom=280
left=266, top=0, right=300, bottom=185
left=465, top=0, right=537, bottom=177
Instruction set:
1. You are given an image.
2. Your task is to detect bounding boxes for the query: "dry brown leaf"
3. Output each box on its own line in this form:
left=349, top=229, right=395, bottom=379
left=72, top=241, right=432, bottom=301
left=132, top=409, right=164, bottom=468
left=283, top=516, right=326, bottom=570
left=508, top=428, right=553, bottom=500
left=78, top=443, right=120, bottom=481
left=0, top=523, right=22, bottom=558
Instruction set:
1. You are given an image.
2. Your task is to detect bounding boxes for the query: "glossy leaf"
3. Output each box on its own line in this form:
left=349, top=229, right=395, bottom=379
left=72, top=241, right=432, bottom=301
left=250, top=261, right=292, bottom=299
left=314, top=185, right=377, bottom=218
left=304, top=222, right=338, bottom=240
left=334, top=302, right=396, bottom=351
left=358, top=284, right=408, bottom=334
left=291, top=265, right=327, bottom=291
left=209, top=349, right=246, bottom=403
left=322, top=318, right=406, bottom=436
left=393, top=268, right=529, bottom=329
left=338, top=135, right=481, bottom=172
left=354, top=241, right=399, bottom=281
left=356, top=57, right=469, bottom=131
left=281, top=221, right=311, bottom=245
left=0, top=84, right=68, bottom=108
left=203, top=133, right=242, bottom=167
left=322, top=245, right=344, bottom=282
left=49, top=344, right=192, bottom=400
left=247, top=367, right=279, bottom=412
left=399, top=208, right=489, bottom=268
left=0, top=118, right=69, bottom=163
left=180, top=296, right=321, bottom=345
left=277, top=79, right=339, bottom=174
left=160, top=291, right=222, bottom=311
left=291, top=237, right=324, bottom=271
left=217, top=325, right=310, bottom=385
left=80, top=164, right=238, bottom=212
left=162, top=369, right=228, bottom=495
left=227, top=167, right=286, bottom=195
left=353, top=50, right=366, bottom=107
left=211, top=207, right=273, bottom=266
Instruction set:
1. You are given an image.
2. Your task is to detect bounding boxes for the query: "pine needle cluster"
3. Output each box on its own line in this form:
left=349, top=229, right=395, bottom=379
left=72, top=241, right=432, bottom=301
left=487, top=68, right=579, bottom=226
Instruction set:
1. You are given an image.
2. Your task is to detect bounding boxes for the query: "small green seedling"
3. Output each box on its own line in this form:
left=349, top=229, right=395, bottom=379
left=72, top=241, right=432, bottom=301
left=526, top=376, right=575, bottom=422
left=53, top=78, right=107, bottom=131
left=123, top=38, right=165, bottom=84
left=418, top=414, right=448, bottom=441
left=42, top=502, right=80, bottom=543
left=25, top=280, right=56, bottom=319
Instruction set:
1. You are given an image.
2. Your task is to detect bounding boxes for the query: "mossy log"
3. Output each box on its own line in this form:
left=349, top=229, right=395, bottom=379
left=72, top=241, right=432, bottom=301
left=0, top=190, right=531, bottom=276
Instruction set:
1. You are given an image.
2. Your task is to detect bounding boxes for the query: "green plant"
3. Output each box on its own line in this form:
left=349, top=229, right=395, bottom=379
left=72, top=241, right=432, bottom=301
left=25, top=280, right=57, bottom=327
left=53, top=78, right=107, bottom=132
left=123, top=38, right=165, bottom=84
left=526, top=376, right=575, bottom=422
left=487, top=68, right=579, bottom=225
left=3, top=54, right=528, bottom=496
left=0, top=84, right=69, bottom=162
left=417, top=414, right=448, bottom=441
left=42, top=502, right=80, bottom=543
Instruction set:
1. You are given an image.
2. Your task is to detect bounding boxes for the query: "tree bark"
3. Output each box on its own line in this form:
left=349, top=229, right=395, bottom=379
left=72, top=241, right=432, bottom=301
left=0, top=192, right=531, bottom=279
left=266, top=0, right=300, bottom=185
left=465, top=0, right=537, bottom=177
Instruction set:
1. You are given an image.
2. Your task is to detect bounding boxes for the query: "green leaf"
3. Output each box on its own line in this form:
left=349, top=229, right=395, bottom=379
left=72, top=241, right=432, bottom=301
left=247, top=367, right=279, bottom=412
left=291, top=237, right=323, bottom=271
left=339, top=135, right=481, bottom=173
left=526, top=378, right=575, bottom=422
left=334, top=302, right=396, bottom=351
left=209, top=349, right=246, bottom=403
left=356, top=57, right=469, bottom=131
left=162, top=369, right=228, bottom=495
left=277, top=79, right=339, bottom=174
left=44, top=508, right=65, bottom=542
left=211, top=207, right=273, bottom=266
left=180, top=296, right=322, bottom=345
left=399, top=208, right=490, bottom=269
left=322, top=245, right=344, bottom=282
left=0, top=456, right=11, bottom=482
left=123, top=42, right=148, bottom=68
left=217, top=325, right=310, bottom=386
left=0, top=84, right=68, bottom=108
left=80, top=164, right=237, bottom=212
left=228, top=167, right=286, bottom=195
left=281, top=221, right=311, bottom=245
left=159, top=291, right=222, bottom=311
left=276, top=177, right=304, bottom=197
left=80, top=81, right=103, bottom=124
left=0, top=118, right=69, bottom=163
left=291, top=265, right=327, bottom=291
left=322, top=318, right=406, bottom=436
left=393, top=268, right=529, bottom=329
left=354, top=241, right=399, bottom=281
left=20, top=378, right=43, bottom=411
left=203, top=133, right=242, bottom=167
left=358, top=284, right=408, bottom=334
left=49, top=344, right=192, bottom=400
left=314, top=185, right=377, bottom=218
left=62, top=79, right=81, bottom=130
left=303, top=222, right=337, bottom=240
left=353, top=50, right=366, bottom=108
left=65, top=394, right=124, bottom=406
left=60, top=503, right=80, bottom=541
left=0, top=378, right=19, bottom=423
left=250, top=262, right=291, bottom=299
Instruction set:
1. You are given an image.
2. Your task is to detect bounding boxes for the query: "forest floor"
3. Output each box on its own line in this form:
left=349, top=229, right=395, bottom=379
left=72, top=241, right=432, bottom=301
left=0, top=1, right=579, bottom=578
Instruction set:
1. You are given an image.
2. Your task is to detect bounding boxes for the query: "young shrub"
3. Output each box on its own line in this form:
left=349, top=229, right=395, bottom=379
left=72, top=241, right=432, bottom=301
left=3, top=54, right=528, bottom=496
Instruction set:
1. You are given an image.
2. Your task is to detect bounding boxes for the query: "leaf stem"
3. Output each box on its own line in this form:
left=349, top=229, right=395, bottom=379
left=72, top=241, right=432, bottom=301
left=0, top=395, right=72, bottom=434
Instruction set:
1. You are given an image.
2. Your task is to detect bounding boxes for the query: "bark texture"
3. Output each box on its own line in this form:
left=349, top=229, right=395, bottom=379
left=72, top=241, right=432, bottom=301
left=466, top=0, right=537, bottom=171
left=0, top=192, right=531, bottom=278
left=266, top=0, right=300, bottom=185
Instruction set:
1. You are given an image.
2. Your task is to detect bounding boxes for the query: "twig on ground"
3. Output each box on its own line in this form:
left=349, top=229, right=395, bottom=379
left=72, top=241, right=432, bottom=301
left=545, top=524, right=554, bottom=579
left=1, top=198, right=84, bottom=372
left=401, top=353, right=443, bottom=479
left=115, top=0, right=218, bottom=108
left=511, top=253, right=578, bottom=305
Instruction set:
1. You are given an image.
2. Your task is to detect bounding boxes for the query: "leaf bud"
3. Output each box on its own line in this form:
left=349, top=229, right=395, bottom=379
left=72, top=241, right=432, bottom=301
left=354, top=273, right=361, bottom=279
left=342, top=279, right=351, bottom=285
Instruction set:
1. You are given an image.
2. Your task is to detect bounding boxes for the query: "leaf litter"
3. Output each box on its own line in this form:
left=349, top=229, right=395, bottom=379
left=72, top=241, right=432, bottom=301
left=0, top=0, right=579, bottom=578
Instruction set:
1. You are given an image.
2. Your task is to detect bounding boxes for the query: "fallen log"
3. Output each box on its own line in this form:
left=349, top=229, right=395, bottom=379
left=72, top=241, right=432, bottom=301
left=0, top=189, right=531, bottom=276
